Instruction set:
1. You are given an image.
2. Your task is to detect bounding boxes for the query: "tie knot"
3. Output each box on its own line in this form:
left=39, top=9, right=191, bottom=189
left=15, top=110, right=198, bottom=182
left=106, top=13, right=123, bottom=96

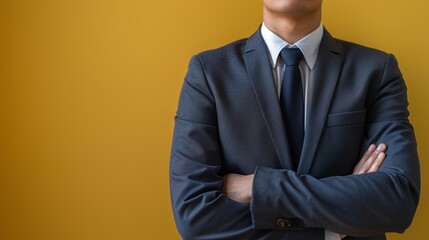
left=280, top=48, right=303, bottom=66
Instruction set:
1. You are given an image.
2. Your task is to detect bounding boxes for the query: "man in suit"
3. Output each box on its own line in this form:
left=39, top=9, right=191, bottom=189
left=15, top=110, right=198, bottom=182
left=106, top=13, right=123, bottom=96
left=170, top=0, right=420, bottom=239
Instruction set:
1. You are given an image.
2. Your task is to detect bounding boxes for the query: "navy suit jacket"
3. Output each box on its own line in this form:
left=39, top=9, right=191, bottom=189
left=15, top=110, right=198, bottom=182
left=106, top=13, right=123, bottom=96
left=170, top=28, right=420, bottom=240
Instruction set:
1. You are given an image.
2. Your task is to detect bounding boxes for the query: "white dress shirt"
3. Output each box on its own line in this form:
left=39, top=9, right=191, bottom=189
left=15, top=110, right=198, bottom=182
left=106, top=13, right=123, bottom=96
left=260, top=23, right=341, bottom=240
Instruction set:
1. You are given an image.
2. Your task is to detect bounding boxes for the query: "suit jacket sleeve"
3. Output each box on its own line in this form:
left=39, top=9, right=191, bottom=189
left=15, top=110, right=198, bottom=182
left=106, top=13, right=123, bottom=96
left=171, top=54, right=330, bottom=239
left=250, top=54, right=420, bottom=236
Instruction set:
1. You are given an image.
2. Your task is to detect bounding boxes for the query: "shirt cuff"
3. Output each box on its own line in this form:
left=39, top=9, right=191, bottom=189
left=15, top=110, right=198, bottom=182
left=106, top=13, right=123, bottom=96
left=325, top=230, right=341, bottom=240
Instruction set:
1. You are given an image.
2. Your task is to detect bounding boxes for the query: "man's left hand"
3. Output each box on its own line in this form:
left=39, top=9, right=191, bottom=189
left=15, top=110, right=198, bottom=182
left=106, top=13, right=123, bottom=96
left=222, top=173, right=254, bottom=204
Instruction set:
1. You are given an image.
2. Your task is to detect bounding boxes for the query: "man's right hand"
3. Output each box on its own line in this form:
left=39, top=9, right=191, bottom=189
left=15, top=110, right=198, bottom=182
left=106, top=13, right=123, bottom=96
left=339, top=143, right=387, bottom=239
left=353, top=143, right=387, bottom=175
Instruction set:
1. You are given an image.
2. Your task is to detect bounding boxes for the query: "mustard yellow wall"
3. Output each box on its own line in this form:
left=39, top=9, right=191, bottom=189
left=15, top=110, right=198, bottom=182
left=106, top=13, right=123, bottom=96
left=0, top=1, right=426, bottom=239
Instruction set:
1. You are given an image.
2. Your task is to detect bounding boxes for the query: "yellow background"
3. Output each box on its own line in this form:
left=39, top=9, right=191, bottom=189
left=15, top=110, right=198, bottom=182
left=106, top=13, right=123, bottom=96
left=0, top=0, right=427, bottom=239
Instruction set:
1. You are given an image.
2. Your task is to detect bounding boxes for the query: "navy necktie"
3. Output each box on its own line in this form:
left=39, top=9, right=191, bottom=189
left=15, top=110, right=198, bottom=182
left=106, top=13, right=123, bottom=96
left=279, top=48, right=304, bottom=168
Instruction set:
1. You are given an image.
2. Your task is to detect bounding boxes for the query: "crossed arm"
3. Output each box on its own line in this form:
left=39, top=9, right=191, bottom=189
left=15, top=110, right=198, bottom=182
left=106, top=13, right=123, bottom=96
left=222, top=143, right=387, bottom=239
left=222, top=143, right=387, bottom=205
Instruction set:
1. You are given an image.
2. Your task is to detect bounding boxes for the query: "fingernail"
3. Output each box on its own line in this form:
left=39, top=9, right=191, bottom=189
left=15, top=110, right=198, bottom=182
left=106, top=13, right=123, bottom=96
left=368, top=144, right=375, bottom=151
left=378, top=152, right=385, bottom=158
left=377, top=144, right=384, bottom=151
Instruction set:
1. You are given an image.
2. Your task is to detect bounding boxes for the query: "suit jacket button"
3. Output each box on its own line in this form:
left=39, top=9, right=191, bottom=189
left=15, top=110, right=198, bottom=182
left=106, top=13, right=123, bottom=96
left=277, top=218, right=291, bottom=228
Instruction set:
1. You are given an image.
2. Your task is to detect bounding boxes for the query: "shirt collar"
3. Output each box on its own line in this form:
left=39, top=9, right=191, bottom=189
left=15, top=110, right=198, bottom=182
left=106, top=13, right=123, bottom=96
left=261, top=22, right=324, bottom=70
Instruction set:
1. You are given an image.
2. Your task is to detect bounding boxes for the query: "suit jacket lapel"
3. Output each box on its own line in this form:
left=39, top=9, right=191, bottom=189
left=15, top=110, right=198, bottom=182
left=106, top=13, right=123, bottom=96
left=297, top=29, right=343, bottom=175
left=243, top=30, right=294, bottom=170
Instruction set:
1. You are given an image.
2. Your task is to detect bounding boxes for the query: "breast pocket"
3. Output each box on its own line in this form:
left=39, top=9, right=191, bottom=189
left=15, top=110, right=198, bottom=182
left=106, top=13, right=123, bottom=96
left=326, top=110, right=366, bottom=127
left=312, top=110, right=367, bottom=177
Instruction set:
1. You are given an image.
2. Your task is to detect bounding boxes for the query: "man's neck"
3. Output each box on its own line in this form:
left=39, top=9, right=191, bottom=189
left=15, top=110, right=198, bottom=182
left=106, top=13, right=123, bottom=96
left=263, top=9, right=322, bottom=44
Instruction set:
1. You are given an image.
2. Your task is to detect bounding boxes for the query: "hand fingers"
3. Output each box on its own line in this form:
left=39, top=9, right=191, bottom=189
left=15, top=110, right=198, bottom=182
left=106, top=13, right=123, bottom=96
left=354, top=144, right=376, bottom=172
left=368, top=152, right=385, bottom=173
left=354, top=143, right=386, bottom=175
left=357, top=143, right=386, bottom=174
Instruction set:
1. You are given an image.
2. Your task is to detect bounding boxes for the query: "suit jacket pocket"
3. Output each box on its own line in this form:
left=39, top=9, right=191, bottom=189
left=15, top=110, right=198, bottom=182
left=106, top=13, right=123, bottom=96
left=327, top=110, right=366, bottom=127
